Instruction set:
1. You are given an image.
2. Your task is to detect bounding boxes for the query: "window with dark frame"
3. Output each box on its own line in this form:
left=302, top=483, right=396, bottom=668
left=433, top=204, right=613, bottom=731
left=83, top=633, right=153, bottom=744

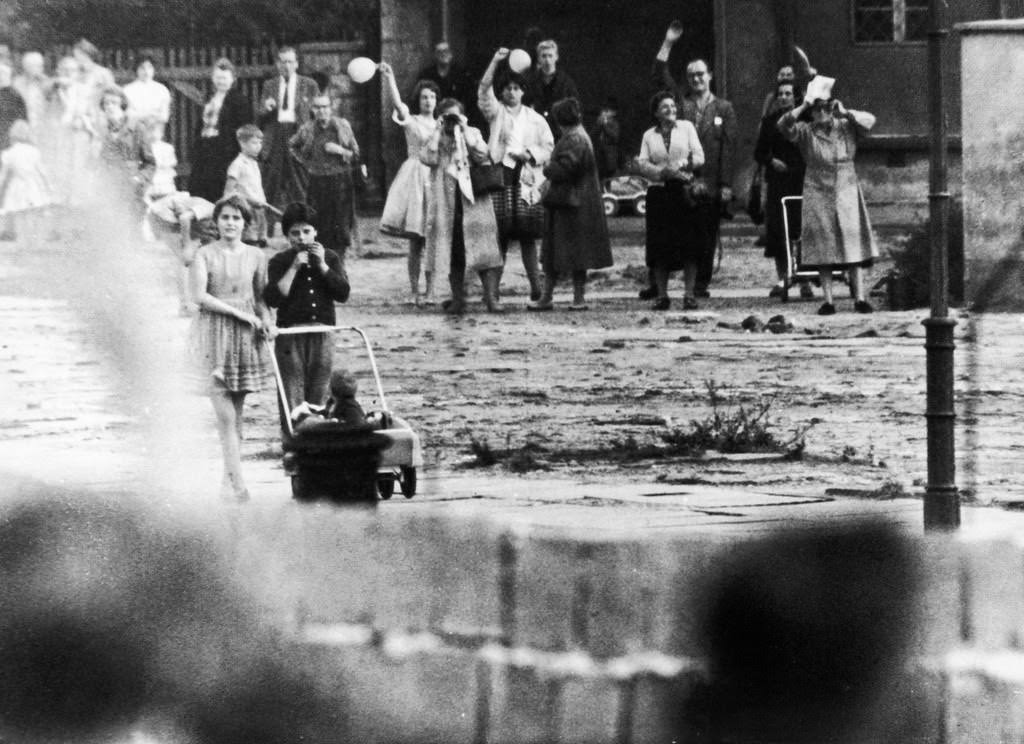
left=854, top=0, right=929, bottom=43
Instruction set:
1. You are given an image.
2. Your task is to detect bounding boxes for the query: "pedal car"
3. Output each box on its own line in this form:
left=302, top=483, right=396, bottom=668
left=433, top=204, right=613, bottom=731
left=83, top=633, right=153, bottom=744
left=601, top=175, right=650, bottom=217
left=268, top=326, right=423, bottom=503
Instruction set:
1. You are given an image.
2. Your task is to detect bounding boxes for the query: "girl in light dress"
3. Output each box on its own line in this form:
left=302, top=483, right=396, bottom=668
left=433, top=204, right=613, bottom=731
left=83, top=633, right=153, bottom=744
left=378, top=62, right=439, bottom=305
left=53, top=55, right=96, bottom=206
left=0, top=120, right=54, bottom=243
left=189, top=194, right=275, bottom=502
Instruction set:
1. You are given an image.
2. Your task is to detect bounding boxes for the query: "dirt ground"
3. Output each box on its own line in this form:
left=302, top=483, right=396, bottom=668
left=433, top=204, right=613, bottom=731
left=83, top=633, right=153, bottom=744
left=3, top=213, right=1021, bottom=508
left=237, top=215, right=1022, bottom=506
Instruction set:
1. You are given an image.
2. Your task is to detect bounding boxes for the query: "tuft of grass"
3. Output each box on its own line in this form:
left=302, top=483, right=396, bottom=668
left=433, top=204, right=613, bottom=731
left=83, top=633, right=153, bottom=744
left=469, top=436, right=498, bottom=467
left=661, top=380, right=814, bottom=457
left=466, top=434, right=549, bottom=472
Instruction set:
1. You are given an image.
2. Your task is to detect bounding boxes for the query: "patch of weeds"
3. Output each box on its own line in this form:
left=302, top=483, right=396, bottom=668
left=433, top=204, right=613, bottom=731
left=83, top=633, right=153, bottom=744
left=839, top=441, right=884, bottom=467
left=465, top=433, right=549, bottom=472
left=468, top=436, right=498, bottom=467
left=507, top=446, right=548, bottom=473
left=661, top=380, right=814, bottom=457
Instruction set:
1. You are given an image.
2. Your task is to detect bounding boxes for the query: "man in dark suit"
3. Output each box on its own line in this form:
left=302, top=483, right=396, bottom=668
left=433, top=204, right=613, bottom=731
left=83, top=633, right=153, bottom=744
left=648, top=26, right=737, bottom=299
left=415, top=41, right=483, bottom=131
left=259, top=46, right=320, bottom=208
left=524, top=39, right=580, bottom=140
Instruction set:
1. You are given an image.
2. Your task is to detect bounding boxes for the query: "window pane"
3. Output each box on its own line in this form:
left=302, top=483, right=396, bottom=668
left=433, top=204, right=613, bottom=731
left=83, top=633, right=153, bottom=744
left=905, top=8, right=929, bottom=41
left=855, top=7, right=895, bottom=42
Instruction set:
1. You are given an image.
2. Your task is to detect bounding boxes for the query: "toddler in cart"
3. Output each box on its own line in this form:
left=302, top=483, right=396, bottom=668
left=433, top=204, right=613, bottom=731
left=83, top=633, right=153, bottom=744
left=291, top=368, right=367, bottom=431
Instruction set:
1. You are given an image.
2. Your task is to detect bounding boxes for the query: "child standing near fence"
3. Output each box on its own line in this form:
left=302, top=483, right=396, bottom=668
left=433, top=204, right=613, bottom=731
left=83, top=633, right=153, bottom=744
left=0, top=120, right=53, bottom=243
left=144, top=118, right=178, bottom=200
left=224, top=124, right=269, bottom=246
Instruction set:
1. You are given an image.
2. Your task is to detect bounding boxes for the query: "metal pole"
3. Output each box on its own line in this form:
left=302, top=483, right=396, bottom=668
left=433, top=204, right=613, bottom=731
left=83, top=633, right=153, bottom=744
left=923, top=0, right=959, bottom=530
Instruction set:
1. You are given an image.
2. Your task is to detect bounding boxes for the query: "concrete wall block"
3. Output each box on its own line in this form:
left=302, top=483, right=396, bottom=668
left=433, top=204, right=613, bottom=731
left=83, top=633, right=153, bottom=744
left=513, top=536, right=721, bottom=657
left=655, top=538, right=727, bottom=658
left=511, top=537, right=581, bottom=652
left=369, top=513, right=503, bottom=638
left=487, top=663, right=561, bottom=744
left=946, top=655, right=1024, bottom=744
left=872, top=665, right=945, bottom=744
left=277, top=506, right=385, bottom=626
left=910, top=536, right=965, bottom=657
left=296, top=641, right=479, bottom=744
left=628, top=673, right=705, bottom=744
left=582, top=541, right=678, bottom=659
left=959, top=537, right=1024, bottom=649
left=556, top=675, right=622, bottom=744
left=248, top=510, right=501, bottom=637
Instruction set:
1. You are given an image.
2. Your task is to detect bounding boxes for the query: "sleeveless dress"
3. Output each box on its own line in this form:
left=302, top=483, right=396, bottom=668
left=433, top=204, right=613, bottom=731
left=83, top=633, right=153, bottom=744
left=379, top=112, right=435, bottom=238
left=190, top=241, right=269, bottom=393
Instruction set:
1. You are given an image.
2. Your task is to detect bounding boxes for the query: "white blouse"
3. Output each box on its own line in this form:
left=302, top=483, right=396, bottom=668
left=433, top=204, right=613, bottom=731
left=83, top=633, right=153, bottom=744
left=636, top=120, right=705, bottom=181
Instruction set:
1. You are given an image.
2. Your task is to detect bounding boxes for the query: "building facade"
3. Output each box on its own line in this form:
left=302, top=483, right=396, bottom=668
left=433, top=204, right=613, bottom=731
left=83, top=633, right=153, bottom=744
left=380, top=0, right=1023, bottom=223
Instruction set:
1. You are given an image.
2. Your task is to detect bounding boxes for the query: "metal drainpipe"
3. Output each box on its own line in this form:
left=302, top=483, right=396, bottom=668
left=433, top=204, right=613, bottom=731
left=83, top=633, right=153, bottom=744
left=923, top=0, right=960, bottom=530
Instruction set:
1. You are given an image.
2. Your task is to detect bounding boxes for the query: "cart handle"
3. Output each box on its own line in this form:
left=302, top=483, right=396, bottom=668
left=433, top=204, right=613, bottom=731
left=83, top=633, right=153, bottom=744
left=266, top=325, right=390, bottom=432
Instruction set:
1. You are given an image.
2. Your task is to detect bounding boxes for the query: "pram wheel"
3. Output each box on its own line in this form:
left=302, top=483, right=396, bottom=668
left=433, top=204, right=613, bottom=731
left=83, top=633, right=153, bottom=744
left=291, top=476, right=315, bottom=501
left=378, top=477, right=395, bottom=500
left=400, top=467, right=417, bottom=498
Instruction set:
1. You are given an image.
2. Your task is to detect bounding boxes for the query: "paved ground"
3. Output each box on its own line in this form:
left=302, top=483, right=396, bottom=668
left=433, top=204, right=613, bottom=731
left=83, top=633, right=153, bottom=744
left=2, top=212, right=1023, bottom=538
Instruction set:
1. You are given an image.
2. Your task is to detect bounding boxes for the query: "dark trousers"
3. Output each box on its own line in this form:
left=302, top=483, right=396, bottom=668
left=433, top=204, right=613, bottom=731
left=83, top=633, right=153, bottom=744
left=262, top=122, right=306, bottom=207
left=307, top=173, right=353, bottom=256
left=274, top=332, right=334, bottom=428
left=694, top=201, right=722, bottom=293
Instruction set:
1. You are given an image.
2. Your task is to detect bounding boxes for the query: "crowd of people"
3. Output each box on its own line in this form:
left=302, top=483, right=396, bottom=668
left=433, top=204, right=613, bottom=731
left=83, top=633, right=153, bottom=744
left=0, top=28, right=880, bottom=500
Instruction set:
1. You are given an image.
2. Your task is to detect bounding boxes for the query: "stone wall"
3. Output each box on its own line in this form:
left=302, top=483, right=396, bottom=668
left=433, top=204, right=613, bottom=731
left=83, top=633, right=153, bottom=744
left=958, top=20, right=1024, bottom=310
left=224, top=507, right=1023, bottom=743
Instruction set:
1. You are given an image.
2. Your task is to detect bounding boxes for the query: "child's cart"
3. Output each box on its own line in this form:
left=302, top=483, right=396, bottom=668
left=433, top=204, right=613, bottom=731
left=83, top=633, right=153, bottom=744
left=601, top=175, right=650, bottom=217
left=780, top=195, right=850, bottom=302
left=268, top=325, right=423, bottom=503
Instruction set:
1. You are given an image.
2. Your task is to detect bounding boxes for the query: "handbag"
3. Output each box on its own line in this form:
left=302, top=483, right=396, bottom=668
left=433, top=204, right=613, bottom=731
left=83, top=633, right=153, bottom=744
left=747, top=168, right=765, bottom=225
left=470, top=161, right=504, bottom=195
left=540, top=179, right=580, bottom=209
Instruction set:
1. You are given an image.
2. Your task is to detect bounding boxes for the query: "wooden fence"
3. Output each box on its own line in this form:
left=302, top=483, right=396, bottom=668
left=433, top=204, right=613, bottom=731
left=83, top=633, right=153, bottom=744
left=97, top=41, right=378, bottom=193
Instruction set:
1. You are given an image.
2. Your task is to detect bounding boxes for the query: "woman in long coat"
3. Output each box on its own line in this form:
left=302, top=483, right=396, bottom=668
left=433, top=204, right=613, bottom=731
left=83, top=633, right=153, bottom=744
left=753, top=80, right=808, bottom=298
left=421, top=97, right=504, bottom=314
left=531, top=97, right=612, bottom=310
left=190, top=58, right=252, bottom=203
left=778, top=93, right=878, bottom=314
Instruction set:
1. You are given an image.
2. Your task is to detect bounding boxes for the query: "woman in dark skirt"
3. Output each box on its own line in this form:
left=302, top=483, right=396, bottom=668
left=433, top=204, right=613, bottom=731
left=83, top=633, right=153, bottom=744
left=190, top=58, right=252, bottom=203
left=753, top=80, right=808, bottom=298
left=634, top=90, right=705, bottom=310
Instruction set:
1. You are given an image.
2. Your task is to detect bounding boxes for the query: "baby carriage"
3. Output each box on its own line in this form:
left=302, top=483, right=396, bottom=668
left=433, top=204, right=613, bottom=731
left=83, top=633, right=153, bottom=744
left=268, top=325, right=423, bottom=503
left=780, top=195, right=850, bottom=302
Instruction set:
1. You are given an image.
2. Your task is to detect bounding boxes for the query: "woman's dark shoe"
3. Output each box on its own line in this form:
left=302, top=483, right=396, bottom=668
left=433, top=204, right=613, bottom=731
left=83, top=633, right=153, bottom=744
left=442, top=299, right=465, bottom=314
left=682, top=296, right=699, bottom=310
left=768, top=284, right=785, bottom=298
left=526, top=301, right=554, bottom=312
left=854, top=300, right=875, bottom=314
left=638, top=286, right=658, bottom=301
left=694, top=288, right=711, bottom=299
left=652, top=297, right=671, bottom=311
left=817, top=302, right=836, bottom=316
